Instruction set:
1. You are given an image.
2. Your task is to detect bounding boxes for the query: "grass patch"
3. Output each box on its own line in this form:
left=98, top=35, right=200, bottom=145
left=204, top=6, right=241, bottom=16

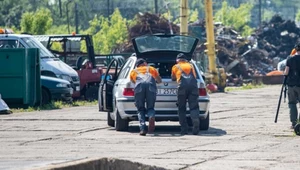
left=225, top=83, right=265, bottom=92
left=11, top=100, right=98, bottom=113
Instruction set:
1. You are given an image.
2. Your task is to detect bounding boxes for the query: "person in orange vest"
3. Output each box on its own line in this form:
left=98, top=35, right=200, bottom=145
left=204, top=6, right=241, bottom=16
left=130, top=58, right=162, bottom=136
left=277, top=47, right=298, bottom=71
left=171, top=53, right=200, bottom=135
left=290, top=48, right=296, bottom=56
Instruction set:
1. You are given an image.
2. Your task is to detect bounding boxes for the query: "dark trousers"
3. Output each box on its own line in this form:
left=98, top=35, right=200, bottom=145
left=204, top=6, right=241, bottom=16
left=134, top=83, right=156, bottom=131
left=177, top=86, right=199, bottom=130
left=288, top=86, right=300, bottom=125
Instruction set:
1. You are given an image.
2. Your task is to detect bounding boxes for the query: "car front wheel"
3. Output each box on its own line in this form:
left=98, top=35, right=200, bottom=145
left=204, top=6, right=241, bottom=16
left=41, top=88, right=51, bottom=105
left=115, top=110, right=129, bottom=131
left=107, top=112, right=115, bottom=127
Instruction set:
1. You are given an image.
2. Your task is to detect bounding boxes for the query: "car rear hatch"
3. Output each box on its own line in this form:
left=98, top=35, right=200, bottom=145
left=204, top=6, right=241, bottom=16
left=130, top=34, right=207, bottom=102
left=132, top=34, right=199, bottom=61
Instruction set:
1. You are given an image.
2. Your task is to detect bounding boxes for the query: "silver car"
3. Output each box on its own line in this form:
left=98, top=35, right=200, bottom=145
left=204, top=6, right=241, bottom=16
left=98, top=34, right=210, bottom=131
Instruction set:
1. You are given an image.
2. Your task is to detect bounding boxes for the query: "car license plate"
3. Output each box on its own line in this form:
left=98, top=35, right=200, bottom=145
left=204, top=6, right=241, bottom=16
left=157, top=88, right=177, bottom=95
left=70, top=88, right=73, bottom=94
left=76, top=86, right=80, bottom=91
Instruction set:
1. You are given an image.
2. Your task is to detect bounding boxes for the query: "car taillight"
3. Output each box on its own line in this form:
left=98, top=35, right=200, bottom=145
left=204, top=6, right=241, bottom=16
left=123, top=88, right=134, bottom=96
left=199, top=88, right=207, bottom=96
left=199, top=83, right=207, bottom=96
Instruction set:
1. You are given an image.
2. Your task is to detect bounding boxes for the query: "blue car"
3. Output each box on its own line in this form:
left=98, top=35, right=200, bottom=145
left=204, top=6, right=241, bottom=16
left=41, top=76, right=73, bottom=104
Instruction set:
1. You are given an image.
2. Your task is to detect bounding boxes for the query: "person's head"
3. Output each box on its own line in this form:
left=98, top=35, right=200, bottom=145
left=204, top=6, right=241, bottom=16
left=176, top=53, right=188, bottom=63
left=135, top=58, right=147, bottom=67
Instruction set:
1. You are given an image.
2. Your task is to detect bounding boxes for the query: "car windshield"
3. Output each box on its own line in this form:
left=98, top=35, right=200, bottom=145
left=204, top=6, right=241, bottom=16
left=134, top=35, right=197, bottom=53
left=21, top=37, right=55, bottom=58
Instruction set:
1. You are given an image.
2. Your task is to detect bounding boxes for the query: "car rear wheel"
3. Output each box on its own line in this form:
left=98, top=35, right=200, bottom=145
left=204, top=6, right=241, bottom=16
left=115, top=110, right=129, bottom=131
left=107, top=112, right=115, bottom=127
left=200, top=112, right=210, bottom=130
left=187, top=112, right=210, bottom=131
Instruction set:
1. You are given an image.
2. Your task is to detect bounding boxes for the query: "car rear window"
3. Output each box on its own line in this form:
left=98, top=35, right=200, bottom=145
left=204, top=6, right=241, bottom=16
left=146, top=61, right=200, bottom=79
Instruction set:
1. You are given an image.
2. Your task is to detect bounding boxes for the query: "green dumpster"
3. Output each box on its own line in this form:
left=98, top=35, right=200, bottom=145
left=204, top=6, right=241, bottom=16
left=0, top=48, right=41, bottom=107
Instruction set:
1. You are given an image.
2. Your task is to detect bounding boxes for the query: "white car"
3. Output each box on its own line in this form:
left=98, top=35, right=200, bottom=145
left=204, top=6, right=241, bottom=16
left=98, top=34, right=210, bottom=131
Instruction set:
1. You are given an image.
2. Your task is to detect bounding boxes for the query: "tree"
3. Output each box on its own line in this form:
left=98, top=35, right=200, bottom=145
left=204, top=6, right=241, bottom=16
left=215, top=1, right=254, bottom=36
left=20, top=8, right=53, bottom=35
left=83, top=9, right=129, bottom=54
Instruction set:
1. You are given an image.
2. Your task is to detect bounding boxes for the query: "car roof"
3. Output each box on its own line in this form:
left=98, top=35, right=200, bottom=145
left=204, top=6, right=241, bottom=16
left=0, top=34, right=33, bottom=38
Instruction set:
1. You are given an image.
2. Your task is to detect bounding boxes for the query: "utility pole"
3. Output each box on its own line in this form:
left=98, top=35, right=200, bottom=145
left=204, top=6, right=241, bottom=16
left=107, top=0, right=110, bottom=17
left=258, top=0, right=262, bottom=29
left=66, top=0, right=72, bottom=34
left=59, top=0, right=62, bottom=17
left=75, top=3, right=79, bottom=34
left=154, top=0, right=158, bottom=14
left=180, top=0, right=188, bottom=35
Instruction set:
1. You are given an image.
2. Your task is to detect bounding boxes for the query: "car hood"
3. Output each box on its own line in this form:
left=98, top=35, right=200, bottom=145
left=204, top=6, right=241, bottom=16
left=132, top=34, right=199, bottom=60
left=41, top=58, right=78, bottom=77
left=41, top=75, right=70, bottom=84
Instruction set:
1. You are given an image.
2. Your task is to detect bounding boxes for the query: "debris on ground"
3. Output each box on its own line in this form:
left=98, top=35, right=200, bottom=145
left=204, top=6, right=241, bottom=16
left=114, top=13, right=300, bottom=85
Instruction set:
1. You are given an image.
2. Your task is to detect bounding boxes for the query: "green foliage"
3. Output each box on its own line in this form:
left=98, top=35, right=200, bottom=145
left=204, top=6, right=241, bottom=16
left=215, top=1, right=254, bottom=36
left=189, top=9, right=199, bottom=23
left=296, top=10, right=300, bottom=22
left=46, top=25, right=75, bottom=34
left=11, top=100, right=98, bottom=113
left=84, top=9, right=128, bottom=54
left=225, top=83, right=265, bottom=92
left=20, top=8, right=53, bottom=35
left=20, top=12, right=33, bottom=33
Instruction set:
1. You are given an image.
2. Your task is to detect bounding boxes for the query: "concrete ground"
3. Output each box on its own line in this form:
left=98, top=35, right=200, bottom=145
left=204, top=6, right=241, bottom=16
left=0, top=85, right=300, bottom=170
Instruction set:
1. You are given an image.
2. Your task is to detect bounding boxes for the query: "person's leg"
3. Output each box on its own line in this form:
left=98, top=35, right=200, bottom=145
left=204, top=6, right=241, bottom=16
left=288, top=86, right=298, bottom=128
left=177, top=87, right=188, bottom=135
left=188, top=87, right=200, bottom=135
left=295, top=87, right=300, bottom=124
left=134, top=84, right=146, bottom=135
left=146, top=85, right=156, bottom=133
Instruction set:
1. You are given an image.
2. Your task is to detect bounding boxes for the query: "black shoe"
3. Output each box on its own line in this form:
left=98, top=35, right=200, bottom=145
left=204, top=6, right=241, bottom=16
left=180, top=127, right=188, bottom=135
left=192, top=119, right=200, bottom=135
left=139, top=130, right=147, bottom=136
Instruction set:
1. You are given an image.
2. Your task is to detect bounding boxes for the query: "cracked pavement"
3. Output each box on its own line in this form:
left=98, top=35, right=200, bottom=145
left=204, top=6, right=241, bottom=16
left=0, top=85, right=300, bottom=170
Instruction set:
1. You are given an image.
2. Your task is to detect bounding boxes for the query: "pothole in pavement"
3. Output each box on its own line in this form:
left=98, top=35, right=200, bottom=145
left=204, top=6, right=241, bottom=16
left=35, top=157, right=168, bottom=170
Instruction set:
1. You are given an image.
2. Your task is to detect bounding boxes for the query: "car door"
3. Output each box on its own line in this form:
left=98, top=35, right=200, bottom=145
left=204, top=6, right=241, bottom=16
left=99, top=56, right=125, bottom=112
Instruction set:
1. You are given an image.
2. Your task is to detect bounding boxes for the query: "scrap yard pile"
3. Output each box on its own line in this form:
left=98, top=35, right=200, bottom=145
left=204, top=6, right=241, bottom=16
left=213, top=15, right=300, bottom=79
left=116, top=13, right=300, bottom=82
left=116, top=12, right=180, bottom=53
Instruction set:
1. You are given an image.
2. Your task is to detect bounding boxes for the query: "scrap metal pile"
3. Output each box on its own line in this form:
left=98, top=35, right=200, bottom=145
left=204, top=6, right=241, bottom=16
left=114, top=12, right=180, bottom=53
left=196, top=15, right=300, bottom=80
left=115, top=13, right=300, bottom=82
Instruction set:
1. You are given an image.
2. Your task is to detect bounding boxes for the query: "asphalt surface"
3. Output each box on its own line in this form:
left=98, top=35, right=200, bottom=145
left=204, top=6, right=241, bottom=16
left=1, top=85, right=300, bottom=170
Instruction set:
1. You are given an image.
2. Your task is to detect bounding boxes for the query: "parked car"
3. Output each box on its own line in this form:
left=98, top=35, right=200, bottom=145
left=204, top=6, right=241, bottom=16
left=41, top=76, right=73, bottom=104
left=98, top=34, right=210, bottom=131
